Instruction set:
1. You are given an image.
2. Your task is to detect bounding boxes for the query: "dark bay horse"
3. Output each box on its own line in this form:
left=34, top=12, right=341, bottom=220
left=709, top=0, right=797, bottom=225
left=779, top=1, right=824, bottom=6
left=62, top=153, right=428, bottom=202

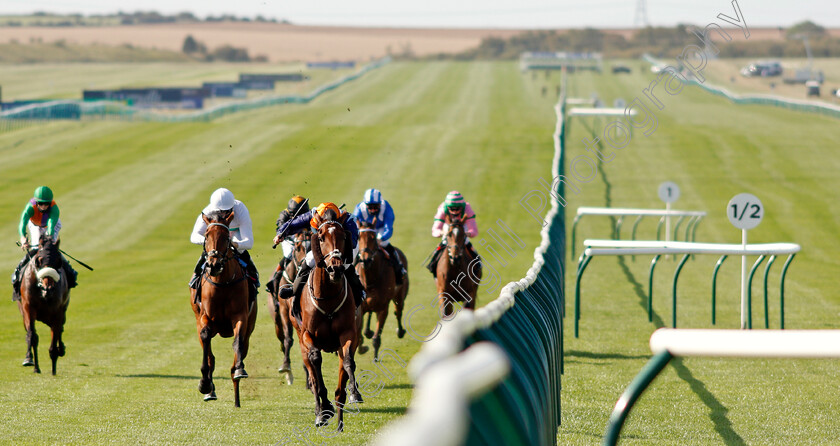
left=436, top=215, right=481, bottom=317
left=267, top=231, right=309, bottom=385
left=296, top=210, right=362, bottom=431
left=18, top=237, right=70, bottom=375
left=190, top=211, right=257, bottom=407
left=356, top=221, right=408, bottom=360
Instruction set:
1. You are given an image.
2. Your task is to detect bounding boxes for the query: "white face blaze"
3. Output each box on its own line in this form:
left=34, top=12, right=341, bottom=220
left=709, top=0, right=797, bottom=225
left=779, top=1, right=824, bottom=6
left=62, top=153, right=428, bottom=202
left=328, top=227, right=335, bottom=234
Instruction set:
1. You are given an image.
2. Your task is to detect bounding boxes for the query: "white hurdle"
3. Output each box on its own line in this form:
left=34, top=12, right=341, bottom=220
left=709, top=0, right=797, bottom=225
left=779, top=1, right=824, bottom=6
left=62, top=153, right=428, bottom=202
left=570, top=207, right=707, bottom=257
left=604, top=328, right=840, bottom=445
left=574, top=240, right=800, bottom=337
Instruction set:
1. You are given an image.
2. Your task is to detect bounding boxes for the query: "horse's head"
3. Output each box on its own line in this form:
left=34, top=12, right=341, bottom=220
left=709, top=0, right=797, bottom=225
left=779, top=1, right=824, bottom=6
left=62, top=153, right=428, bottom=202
left=444, top=214, right=466, bottom=264
left=34, top=237, right=62, bottom=297
left=357, top=221, right=378, bottom=268
left=202, top=210, right=236, bottom=277
left=313, top=209, right=347, bottom=281
left=293, top=231, right=310, bottom=262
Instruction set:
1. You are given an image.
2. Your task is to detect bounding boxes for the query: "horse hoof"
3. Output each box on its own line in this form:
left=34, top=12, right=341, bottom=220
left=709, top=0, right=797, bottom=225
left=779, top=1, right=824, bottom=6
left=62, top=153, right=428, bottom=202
left=358, top=345, right=369, bottom=355
left=349, top=391, right=364, bottom=404
left=279, top=369, right=294, bottom=386
left=204, top=392, right=217, bottom=401
left=198, top=379, right=213, bottom=395
left=34, top=368, right=41, bottom=374
left=233, top=368, right=249, bottom=380
left=22, top=359, right=34, bottom=367
left=364, top=329, right=374, bottom=339
left=397, top=328, right=406, bottom=339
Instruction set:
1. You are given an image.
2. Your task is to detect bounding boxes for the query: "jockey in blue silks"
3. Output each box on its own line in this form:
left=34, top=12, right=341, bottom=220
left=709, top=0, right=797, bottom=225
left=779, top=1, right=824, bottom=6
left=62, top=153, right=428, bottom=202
left=352, top=188, right=406, bottom=284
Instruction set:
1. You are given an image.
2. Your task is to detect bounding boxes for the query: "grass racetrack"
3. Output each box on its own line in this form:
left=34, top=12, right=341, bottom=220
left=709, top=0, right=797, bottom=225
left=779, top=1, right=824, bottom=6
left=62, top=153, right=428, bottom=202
left=3, top=59, right=840, bottom=445
left=0, top=61, right=555, bottom=444
left=559, top=65, right=840, bottom=444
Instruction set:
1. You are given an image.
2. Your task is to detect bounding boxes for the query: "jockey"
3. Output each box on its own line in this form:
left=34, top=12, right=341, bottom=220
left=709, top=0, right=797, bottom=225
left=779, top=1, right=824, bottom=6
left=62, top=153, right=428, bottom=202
left=352, top=188, right=406, bottom=284
left=11, top=186, right=78, bottom=301
left=427, top=190, right=481, bottom=277
left=277, top=202, right=365, bottom=315
left=189, top=188, right=259, bottom=302
left=267, top=195, right=310, bottom=293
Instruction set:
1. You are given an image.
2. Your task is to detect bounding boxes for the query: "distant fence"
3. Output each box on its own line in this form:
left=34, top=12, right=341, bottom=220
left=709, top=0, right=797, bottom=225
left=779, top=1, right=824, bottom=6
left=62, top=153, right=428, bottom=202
left=643, top=54, right=840, bottom=120
left=0, top=57, right=389, bottom=131
left=374, top=71, right=568, bottom=446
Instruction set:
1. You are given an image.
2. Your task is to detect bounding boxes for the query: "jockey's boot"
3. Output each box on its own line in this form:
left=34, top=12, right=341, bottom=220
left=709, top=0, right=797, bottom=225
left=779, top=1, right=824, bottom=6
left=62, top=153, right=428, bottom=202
left=239, top=251, right=260, bottom=304
left=384, top=244, right=406, bottom=285
left=426, top=242, right=445, bottom=278
left=266, top=259, right=283, bottom=294
left=188, top=252, right=206, bottom=289
left=466, top=242, right=482, bottom=272
left=344, top=265, right=366, bottom=307
left=11, top=253, right=29, bottom=301
left=282, top=262, right=311, bottom=321
left=61, top=256, right=78, bottom=288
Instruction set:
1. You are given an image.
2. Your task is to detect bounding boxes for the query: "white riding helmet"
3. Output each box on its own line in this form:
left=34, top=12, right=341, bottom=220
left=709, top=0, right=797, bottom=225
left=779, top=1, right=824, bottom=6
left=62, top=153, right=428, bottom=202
left=209, top=188, right=235, bottom=211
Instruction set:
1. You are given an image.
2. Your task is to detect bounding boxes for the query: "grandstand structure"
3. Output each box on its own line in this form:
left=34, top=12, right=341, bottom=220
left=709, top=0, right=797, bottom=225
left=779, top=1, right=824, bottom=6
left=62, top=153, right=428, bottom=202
left=519, top=51, right=603, bottom=72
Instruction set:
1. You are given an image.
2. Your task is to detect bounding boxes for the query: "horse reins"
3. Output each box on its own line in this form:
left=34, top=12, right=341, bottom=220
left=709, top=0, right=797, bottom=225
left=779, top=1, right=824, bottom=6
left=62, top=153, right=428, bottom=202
left=202, top=222, right=245, bottom=287
left=307, top=272, right=348, bottom=319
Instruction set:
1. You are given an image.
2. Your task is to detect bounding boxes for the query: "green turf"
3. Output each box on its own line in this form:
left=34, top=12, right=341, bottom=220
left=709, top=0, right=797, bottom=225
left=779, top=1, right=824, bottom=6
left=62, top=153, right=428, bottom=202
left=559, top=65, right=840, bottom=444
left=0, top=61, right=556, bottom=445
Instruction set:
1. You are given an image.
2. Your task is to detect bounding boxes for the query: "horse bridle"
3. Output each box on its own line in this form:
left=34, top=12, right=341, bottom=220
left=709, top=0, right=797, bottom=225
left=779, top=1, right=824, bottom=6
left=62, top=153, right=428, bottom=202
left=446, top=222, right=466, bottom=262
left=204, top=222, right=236, bottom=276
left=357, top=227, right=379, bottom=265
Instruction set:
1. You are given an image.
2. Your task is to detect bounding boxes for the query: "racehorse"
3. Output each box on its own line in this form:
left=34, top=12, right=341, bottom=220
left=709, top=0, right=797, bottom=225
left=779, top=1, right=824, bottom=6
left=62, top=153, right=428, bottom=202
left=435, top=214, right=480, bottom=317
left=266, top=231, right=309, bottom=386
left=356, top=221, right=408, bottom=360
left=296, top=209, right=363, bottom=431
left=190, top=211, right=257, bottom=407
left=17, top=237, right=70, bottom=375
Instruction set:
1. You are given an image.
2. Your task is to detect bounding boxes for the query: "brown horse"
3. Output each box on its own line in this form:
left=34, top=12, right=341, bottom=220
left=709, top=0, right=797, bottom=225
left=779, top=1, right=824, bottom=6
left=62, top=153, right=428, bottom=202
left=18, top=237, right=70, bottom=375
left=190, top=211, right=257, bottom=407
left=296, top=210, right=363, bottom=431
left=436, top=215, right=481, bottom=317
left=356, top=221, right=408, bottom=360
left=266, top=231, right=309, bottom=385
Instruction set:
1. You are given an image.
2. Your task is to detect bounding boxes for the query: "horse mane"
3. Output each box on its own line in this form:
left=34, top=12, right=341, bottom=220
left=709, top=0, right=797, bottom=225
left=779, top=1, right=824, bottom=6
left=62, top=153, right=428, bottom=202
left=205, top=210, right=228, bottom=223
left=38, top=237, right=61, bottom=269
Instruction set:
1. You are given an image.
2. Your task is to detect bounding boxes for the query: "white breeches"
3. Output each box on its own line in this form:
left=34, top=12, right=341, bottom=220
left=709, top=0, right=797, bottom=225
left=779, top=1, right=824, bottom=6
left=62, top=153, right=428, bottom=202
left=281, top=239, right=294, bottom=258
left=28, top=220, right=61, bottom=245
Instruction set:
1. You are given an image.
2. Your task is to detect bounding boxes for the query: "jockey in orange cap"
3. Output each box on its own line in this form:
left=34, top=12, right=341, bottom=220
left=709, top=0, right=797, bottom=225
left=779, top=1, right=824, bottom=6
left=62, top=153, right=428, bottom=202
left=276, top=202, right=364, bottom=319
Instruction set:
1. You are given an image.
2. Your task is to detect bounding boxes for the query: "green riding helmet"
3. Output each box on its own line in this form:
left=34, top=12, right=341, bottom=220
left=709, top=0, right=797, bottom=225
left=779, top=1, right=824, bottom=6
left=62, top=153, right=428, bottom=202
left=34, top=186, right=54, bottom=204
left=444, top=190, right=466, bottom=213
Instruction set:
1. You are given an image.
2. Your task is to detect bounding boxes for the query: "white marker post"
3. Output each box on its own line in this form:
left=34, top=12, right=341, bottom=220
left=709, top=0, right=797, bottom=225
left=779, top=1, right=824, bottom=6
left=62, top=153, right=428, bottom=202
left=727, top=193, right=764, bottom=329
left=658, top=182, right=680, bottom=256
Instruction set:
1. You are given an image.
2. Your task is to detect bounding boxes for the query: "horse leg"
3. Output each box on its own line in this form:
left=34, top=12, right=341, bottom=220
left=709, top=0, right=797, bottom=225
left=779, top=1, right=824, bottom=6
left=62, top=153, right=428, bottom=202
left=49, top=324, right=64, bottom=376
left=342, top=338, right=363, bottom=405
left=372, top=309, right=387, bottom=361
left=357, top=310, right=369, bottom=355
left=231, top=319, right=249, bottom=408
left=394, top=289, right=407, bottom=339
left=333, top=349, right=350, bottom=433
left=279, top=303, right=295, bottom=385
left=364, top=312, right=374, bottom=339
left=198, top=323, right=217, bottom=401
left=22, top=308, right=40, bottom=373
left=308, top=348, right=333, bottom=426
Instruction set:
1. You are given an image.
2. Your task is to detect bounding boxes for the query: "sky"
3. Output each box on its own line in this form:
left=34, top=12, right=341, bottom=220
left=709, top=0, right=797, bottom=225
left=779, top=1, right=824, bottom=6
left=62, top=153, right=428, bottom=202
left=3, top=0, right=839, bottom=29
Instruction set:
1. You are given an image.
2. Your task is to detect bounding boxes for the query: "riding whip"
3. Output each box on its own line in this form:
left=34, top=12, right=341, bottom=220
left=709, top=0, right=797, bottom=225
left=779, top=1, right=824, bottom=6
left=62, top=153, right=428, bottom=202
left=272, top=198, right=310, bottom=249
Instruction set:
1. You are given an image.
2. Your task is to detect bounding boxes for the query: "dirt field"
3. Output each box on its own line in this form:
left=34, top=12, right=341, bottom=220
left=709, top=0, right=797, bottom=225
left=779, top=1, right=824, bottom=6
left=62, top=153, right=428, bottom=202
left=0, top=22, right=528, bottom=62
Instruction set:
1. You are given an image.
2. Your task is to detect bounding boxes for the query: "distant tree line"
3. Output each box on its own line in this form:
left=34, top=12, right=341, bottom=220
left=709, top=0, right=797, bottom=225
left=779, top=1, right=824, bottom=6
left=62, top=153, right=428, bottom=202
left=430, top=21, right=840, bottom=60
left=0, top=11, right=292, bottom=27
left=182, top=35, right=268, bottom=62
